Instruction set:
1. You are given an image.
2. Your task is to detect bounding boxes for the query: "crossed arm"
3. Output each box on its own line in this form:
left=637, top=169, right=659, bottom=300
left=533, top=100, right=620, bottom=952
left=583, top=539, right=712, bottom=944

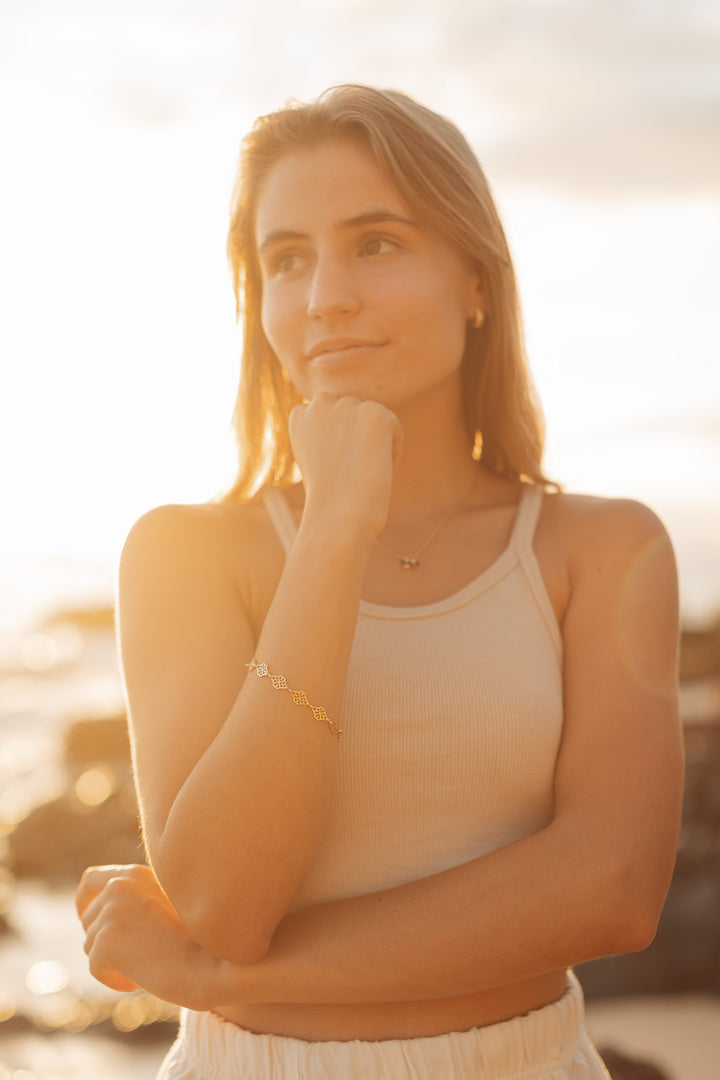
left=77, top=495, right=684, bottom=1007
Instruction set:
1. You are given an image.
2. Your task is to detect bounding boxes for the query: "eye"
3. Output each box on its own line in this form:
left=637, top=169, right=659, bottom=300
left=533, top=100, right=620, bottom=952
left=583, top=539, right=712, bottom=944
left=360, top=235, right=397, bottom=257
left=270, top=251, right=307, bottom=276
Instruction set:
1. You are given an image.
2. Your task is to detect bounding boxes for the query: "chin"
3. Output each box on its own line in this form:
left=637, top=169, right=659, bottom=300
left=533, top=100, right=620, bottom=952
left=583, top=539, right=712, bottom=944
left=307, top=374, right=386, bottom=401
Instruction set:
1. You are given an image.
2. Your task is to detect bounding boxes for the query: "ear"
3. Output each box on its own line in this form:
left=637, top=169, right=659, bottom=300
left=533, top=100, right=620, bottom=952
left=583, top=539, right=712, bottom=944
left=465, top=266, right=487, bottom=320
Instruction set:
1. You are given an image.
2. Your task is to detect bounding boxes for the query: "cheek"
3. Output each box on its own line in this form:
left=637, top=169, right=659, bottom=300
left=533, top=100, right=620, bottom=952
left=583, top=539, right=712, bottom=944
left=260, top=287, right=283, bottom=354
left=260, top=286, right=304, bottom=374
left=410, top=282, right=470, bottom=366
left=261, top=287, right=312, bottom=393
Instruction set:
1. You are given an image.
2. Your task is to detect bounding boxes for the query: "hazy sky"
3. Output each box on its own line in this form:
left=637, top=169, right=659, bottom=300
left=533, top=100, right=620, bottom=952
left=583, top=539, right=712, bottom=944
left=1, top=0, right=719, bottom=616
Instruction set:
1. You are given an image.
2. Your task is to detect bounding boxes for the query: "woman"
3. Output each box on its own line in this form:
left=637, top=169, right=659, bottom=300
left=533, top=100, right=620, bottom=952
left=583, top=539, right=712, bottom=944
left=76, top=85, right=683, bottom=1080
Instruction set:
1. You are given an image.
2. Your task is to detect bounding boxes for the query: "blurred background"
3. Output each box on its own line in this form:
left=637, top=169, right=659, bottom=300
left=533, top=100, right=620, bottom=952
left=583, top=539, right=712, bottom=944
left=1, top=1, right=719, bottom=1077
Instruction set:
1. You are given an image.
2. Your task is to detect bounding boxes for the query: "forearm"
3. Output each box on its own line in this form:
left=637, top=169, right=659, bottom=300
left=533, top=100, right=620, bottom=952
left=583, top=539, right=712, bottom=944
left=154, top=518, right=371, bottom=960
left=207, top=820, right=650, bottom=1007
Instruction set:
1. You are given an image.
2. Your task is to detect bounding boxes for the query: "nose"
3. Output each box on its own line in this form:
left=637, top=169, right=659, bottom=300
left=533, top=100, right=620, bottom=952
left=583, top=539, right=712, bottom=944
left=306, top=253, right=360, bottom=321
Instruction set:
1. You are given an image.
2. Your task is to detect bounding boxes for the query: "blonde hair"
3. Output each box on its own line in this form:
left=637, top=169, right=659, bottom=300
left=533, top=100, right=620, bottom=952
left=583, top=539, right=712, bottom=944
left=225, top=84, right=553, bottom=502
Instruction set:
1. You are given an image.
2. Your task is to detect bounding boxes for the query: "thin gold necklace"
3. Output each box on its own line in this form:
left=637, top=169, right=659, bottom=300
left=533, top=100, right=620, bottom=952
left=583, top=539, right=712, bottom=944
left=373, top=474, right=477, bottom=570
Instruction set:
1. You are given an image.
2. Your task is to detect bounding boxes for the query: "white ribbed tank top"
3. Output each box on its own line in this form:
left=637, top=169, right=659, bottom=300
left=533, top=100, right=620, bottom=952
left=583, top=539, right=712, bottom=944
left=262, top=484, right=564, bottom=912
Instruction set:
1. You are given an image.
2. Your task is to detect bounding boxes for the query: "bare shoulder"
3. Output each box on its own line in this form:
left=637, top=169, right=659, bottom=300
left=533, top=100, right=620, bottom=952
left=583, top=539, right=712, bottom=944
left=119, top=496, right=286, bottom=634
left=121, top=497, right=273, bottom=557
left=540, top=490, right=674, bottom=570
left=533, top=490, right=677, bottom=631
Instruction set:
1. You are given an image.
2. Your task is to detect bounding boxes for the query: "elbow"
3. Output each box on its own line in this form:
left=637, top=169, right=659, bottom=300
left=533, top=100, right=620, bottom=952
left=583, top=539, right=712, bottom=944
left=181, top=899, right=275, bottom=964
left=610, top=904, right=659, bottom=956
left=151, top=850, right=277, bottom=963
left=600, top=860, right=667, bottom=957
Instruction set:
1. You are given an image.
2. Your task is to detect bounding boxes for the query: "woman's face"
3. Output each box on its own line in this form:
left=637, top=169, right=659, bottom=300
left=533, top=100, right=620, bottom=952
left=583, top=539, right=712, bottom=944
left=254, top=138, right=483, bottom=409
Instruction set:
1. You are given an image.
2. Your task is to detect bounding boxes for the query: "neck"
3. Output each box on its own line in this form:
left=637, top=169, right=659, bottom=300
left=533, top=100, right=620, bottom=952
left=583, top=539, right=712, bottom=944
left=381, top=373, right=478, bottom=529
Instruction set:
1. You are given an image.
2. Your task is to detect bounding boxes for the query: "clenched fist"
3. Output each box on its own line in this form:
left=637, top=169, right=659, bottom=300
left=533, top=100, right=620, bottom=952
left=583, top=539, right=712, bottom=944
left=289, top=393, right=404, bottom=542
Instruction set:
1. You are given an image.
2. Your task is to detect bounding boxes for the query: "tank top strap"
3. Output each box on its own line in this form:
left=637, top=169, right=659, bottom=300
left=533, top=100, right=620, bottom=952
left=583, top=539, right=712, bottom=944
left=260, top=486, right=298, bottom=555
left=510, top=484, right=563, bottom=661
left=509, top=483, right=544, bottom=553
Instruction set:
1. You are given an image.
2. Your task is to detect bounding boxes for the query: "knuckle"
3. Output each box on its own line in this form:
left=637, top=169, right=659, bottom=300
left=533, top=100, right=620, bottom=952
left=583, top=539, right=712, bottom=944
left=95, top=926, right=113, bottom=953
left=82, top=864, right=122, bottom=886
left=79, top=866, right=100, bottom=888
left=107, top=878, right=130, bottom=900
left=104, top=896, right=120, bottom=917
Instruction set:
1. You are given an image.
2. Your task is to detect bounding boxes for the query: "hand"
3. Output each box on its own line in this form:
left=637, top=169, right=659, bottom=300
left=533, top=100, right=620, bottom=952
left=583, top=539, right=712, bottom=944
left=289, top=393, right=404, bottom=540
left=76, top=863, right=220, bottom=1009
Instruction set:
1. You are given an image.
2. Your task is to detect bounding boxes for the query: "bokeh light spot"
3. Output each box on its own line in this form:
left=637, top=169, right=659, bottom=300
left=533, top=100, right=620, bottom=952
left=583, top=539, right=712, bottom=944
left=64, top=998, right=95, bottom=1032
left=34, top=991, right=82, bottom=1031
left=75, top=765, right=115, bottom=806
left=20, top=633, right=60, bottom=672
left=25, top=960, right=69, bottom=995
left=112, top=995, right=146, bottom=1031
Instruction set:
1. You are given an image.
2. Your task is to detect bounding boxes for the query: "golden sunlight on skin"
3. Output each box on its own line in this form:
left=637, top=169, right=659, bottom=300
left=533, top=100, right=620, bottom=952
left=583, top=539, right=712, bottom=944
left=255, top=139, right=482, bottom=412
left=614, top=533, right=680, bottom=697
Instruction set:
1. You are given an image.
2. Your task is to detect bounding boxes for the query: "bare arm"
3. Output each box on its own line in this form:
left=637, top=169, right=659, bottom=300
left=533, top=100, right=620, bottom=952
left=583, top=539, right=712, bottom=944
left=209, top=498, right=683, bottom=1002
left=121, top=395, right=401, bottom=962
left=83, top=498, right=683, bottom=1005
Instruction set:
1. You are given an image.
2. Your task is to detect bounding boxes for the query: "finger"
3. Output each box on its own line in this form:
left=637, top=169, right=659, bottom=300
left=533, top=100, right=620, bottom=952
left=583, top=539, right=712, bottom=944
left=288, top=402, right=307, bottom=436
left=79, top=890, right=107, bottom=934
left=75, top=865, right=117, bottom=917
left=92, top=970, right=140, bottom=994
left=87, top=946, right=140, bottom=994
left=84, top=918, right=139, bottom=993
left=75, top=864, right=145, bottom=917
left=81, top=897, right=105, bottom=956
left=81, top=871, right=143, bottom=938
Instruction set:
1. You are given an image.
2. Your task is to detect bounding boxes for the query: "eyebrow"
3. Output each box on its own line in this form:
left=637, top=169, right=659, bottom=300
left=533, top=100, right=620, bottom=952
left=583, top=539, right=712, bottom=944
left=257, top=210, right=419, bottom=253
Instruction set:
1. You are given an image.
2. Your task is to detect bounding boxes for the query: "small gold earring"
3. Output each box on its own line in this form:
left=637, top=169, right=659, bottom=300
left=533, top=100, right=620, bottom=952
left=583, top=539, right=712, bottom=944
left=472, top=308, right=485, bottom=329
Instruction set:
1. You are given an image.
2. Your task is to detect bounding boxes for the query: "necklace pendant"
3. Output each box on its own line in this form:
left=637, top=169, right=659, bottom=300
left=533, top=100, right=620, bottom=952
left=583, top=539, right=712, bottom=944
left=400, top=556, right=420, bottom=570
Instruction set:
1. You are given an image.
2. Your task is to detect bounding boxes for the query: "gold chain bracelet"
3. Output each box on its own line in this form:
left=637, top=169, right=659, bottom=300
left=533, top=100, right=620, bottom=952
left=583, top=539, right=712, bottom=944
left=245, top=659, right=342, bottom=742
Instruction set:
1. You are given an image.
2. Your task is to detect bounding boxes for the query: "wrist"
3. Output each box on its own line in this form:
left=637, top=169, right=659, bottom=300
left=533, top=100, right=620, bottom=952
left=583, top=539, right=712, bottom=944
left=188, top=948, right=233, bottom=1011
left=206, top=955, right=258, bottom=1009
left=296, top=508, right=375, bottom=556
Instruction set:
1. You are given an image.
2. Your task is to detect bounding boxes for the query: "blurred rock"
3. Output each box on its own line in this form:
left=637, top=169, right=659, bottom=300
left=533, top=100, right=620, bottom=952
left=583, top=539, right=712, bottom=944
left=599, top=1047, right=670, bottom=1080
left=64, top=714, right=131, bottom=764
left=6, top=712, right=144, bottom=882
left=679, top=618, right=720, bottom=681
left=7, top=784, right=145, bottom=882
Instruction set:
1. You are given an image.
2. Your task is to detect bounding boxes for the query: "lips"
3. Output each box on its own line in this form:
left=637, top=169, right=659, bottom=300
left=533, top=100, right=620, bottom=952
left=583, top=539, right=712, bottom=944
left=306, top=338, right=386, bottom=361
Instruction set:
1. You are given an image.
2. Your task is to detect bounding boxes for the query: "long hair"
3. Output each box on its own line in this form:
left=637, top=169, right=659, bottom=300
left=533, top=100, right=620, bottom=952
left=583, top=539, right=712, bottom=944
left=224, top=84, right=553, bottom=502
